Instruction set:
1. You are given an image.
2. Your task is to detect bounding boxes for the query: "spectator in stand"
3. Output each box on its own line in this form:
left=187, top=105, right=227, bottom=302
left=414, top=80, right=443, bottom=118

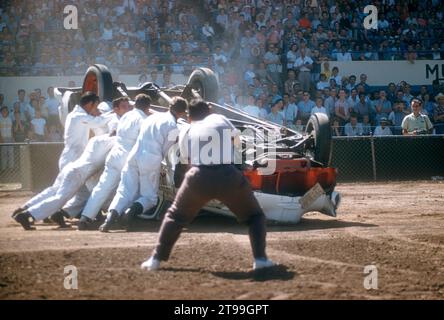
left=336, top=45, right=352, bottom=61
left=324, top=89, right=337, bottom=119
left=329, top=66, right=342, bottom=87
left=263, top=44, right=282, bottom=87
left=386, top=83, right=398, bottom=104
left=357, top=74, right=370, bottom=93
left=401, top=99, right=433, bottom=135
left=335, top=89, right=350, bottom=125
left=373, top=117, right=393, bottom=136
left=331, top=117, right=343, bottom=137
left=286, top=43, right=299, bottom=70
left=267, top=99, right=285, bottom=126
left=433, top=93, right=444, bottom=134
left=316, top=73, right=330, bottom=90
left=242, top=95, right=261, bottom=118
left=344, top=114, right=363, bottom=136
left=0, top=106, right=14, bottom=171
left=372, top=90, right=392, bottom=125
left=311, top=97, right=328, bottom=119
left=297, top=91, right=316, bottom=124
left=283, top=94, right=298, bottom=128
left=345, top=75, right=357, bottom=93
left=361, top=115, right=372, bottom=136
left=388, top=100, right=407, bottom=135
left=30, top=108, right=47, bottom=142
left=45, top=86, right=60, bottom=128
left=294, top=48, right=313, bottom=92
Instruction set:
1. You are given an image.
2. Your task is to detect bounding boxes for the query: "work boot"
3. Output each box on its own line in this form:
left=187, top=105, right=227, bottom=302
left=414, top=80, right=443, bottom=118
left=77, top=216, right=95, bottom=231
left=11, top=206, right=27, bottom=218
left=13, top=211, right=35, bottom=231
left=123, top=202, right=143, bottom=232
left=99, top=210, right=120, bottom=233
left=49, top=210, right=70, bottom=228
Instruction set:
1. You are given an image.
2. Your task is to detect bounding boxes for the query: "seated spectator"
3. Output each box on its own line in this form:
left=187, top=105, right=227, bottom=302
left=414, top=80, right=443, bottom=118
left=373, top=117, right=393, bottom=136
left=357, top=74, right=370, bottom=93
left=311, top=97, right=328, bottom=118
left=345, top=75, right=357, bottom=92
left=316, top=73, right=330, bottom=90
left=294, top=119, right=304, bottom=132
left=344, top=114, right=364, bottom=136
left=388, top=100, right=407, bottom=135
left=336, top=45, right=352, bottom=61
left=267, top=99, right=285, bottom=126
left=329, top=66, right=342, bottom=86
left=331, top=117, right=343, bottom=137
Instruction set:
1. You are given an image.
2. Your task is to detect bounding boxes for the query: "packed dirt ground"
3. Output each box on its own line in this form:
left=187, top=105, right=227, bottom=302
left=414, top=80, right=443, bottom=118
left=0, top=181, right=443, bottom=300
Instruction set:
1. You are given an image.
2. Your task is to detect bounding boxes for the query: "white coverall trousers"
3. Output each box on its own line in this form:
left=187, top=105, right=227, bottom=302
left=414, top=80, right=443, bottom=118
left=108, top=152, right=162, bottom=215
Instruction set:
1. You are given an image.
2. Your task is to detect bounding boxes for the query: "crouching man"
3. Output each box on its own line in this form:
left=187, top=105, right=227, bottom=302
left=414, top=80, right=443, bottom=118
left=141, top=99, right=275, bottom=271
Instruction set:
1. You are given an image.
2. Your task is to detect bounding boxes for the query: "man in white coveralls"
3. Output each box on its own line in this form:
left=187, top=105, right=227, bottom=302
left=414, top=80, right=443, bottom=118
left=99, top=96, right=188, bottom=232
left=77, top=94, right=152, bottom=230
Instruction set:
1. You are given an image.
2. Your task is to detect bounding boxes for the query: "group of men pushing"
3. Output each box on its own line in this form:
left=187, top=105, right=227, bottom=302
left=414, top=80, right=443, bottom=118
left=11, top=91, right=275, bottom=271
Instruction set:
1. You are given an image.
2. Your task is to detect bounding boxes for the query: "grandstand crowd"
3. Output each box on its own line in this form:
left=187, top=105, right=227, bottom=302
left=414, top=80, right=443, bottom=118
left=1, top=0, right=444, bottom=148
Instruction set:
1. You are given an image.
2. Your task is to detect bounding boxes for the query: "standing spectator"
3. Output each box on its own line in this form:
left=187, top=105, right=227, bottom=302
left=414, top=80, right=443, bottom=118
left=30, top=109, right=47, bottom=142
left=324, top=89, right=337, bottom=118
left=283, top=94, right=298, bottom=128
left=357, top=74, right=370, bottom=93
left=401, top=99, right=433, bottom=135
left=361, top=115, right=372, bottom=136
left=433, top=93, right=444, bottom=134
left=373, top=118, right=393, bottom=136
left=0, top=106, right=14, bottom=171
left=297, top=91, right=316, bottom=124
left=388, top=100, right=407, bottom=135
left=354, top=92, right=373, bottom=122
left=201, top=21, right=215, bottom=49
left=267, top=99, right=285, bottom=125
left=263, top=45, right=282, bottom=86
left=344, top=114, right=364, bottom=136
left=372, top=90, right=392, bottom=125
left=45, top=87, right=60, bottom=128
left=335, top=89, right=350, bottom=125
left=294, top=48, right=313, bottom=91
left=286, top=43, right=299, bottom=70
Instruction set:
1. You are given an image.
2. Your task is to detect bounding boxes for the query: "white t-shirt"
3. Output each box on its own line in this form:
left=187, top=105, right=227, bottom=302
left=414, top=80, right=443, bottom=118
left=243, top=105, right=261, bottom=118
left=311, top=106, right=329, bottom=118
left=0, top=116, right=13, bottom=139
left=31, top=118, right=46, bottom=136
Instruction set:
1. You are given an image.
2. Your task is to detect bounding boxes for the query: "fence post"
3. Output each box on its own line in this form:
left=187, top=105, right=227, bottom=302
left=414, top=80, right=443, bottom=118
left=370, top=136, right=377, bottom=181
left=19, top=143, right=33, bottom=190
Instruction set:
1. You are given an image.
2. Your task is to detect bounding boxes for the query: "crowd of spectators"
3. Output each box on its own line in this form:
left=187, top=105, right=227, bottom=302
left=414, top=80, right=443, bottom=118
left=1, top=0, right=444, bottom=146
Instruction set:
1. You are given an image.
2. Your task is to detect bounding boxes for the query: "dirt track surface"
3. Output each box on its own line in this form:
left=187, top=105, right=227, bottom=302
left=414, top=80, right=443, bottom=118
left=1, top=181, right=444, bottom=300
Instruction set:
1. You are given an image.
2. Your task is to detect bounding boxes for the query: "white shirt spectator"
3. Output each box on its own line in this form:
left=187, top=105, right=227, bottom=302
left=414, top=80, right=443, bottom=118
left=31, top=118, right=46, bottom=136
left=243, top=105, right=261, bottom=118
left=316, top=80, right=330, bottom=90
left=373, top=125, right=393, bottom=136
left=344, top=122, right=364, bottom=136
left=294, top=56, right=313, bottom=72
left=336, top=52, right=352, bottom=61
left=46, top=97, right=60, bottom=115
left=311, top=106, right=329, bottom=118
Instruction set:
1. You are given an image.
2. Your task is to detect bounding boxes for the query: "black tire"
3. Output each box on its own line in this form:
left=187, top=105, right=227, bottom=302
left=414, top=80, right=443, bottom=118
left=187, top=67, right=219, bottom=102
left=305, top=113, right=331, bottom=164
left=82, top=64, right=113, bottom=102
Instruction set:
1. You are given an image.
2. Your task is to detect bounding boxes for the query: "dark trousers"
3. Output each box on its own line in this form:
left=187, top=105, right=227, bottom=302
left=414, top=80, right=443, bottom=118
left=152, top=165, right=267, bottom=261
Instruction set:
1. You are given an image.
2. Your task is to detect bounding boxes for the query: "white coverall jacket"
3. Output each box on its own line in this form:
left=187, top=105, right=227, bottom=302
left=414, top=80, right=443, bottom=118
left=58, top=105, right=114, bottom=171
left=81, top=108, right=148, bottom=220
left=25, top=134, right=116, bottom=221
left=109, top=111, right=179, bottom=214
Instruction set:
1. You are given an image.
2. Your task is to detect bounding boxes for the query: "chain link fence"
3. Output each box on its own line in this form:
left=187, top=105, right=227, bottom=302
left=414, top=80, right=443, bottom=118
left=1, top=136, right=444, bottom=192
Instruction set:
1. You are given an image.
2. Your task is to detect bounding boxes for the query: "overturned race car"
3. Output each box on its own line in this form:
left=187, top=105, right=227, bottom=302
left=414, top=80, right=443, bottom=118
left=55, top=64, right=340, bottom=224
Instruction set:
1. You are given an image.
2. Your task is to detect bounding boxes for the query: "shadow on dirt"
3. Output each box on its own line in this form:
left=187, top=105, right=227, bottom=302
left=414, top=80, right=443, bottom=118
left=211, top=264, right=295, bottom=282
left=63, top=213, right=377, bottom=234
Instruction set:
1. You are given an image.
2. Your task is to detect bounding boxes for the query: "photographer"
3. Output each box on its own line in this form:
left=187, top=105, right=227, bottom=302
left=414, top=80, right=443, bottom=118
left=401, top=99, right=433, bottom=135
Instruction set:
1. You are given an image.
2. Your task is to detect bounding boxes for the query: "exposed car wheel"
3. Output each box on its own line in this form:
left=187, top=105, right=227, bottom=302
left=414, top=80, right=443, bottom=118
left=305, top=113, right=331, bottom=165
left=187, top=67, right=219, bottom=102
left=82, top=64, right=113, bottom=102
